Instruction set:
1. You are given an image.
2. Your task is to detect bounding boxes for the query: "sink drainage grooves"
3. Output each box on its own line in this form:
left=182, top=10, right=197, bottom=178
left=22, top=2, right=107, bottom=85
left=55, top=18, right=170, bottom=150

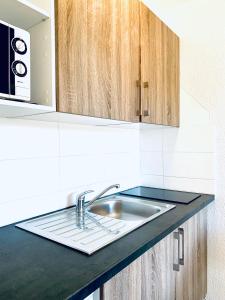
left=16, top=207, right=141, bottom=254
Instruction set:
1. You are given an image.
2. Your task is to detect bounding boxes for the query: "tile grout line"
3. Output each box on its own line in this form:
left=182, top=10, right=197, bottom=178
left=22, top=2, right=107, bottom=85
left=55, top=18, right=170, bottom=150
left=142, top=174, right=215, bottom=181
left=140, top=150, right=214, bottom=154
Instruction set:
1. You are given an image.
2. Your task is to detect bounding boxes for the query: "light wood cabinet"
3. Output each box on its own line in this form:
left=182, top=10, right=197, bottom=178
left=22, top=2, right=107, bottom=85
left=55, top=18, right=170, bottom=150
left=140, top=3, right=179, bottom=126
left=175, top=210, right=207, bottom=300
left=56, top=0, right=140, bottom=122
left=56, top=0, right=179, bottom=126
left=140, top=233, right=176, bottom=300
left=101, top=256, right=142, bottom=300
left=100, top=209, right=207, bottom=300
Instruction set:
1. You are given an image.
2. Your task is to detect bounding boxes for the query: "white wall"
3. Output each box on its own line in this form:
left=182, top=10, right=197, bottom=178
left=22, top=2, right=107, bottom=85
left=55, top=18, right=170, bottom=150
left=0, top=119, right=140, bottom=227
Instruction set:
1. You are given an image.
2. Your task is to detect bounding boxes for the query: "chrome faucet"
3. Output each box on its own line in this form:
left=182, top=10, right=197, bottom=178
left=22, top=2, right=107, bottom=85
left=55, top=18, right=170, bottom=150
left=76, top=184, right=120, bottom=215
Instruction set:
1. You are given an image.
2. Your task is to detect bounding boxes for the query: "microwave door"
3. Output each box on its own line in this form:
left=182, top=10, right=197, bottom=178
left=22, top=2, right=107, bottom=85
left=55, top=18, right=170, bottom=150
left=9, top=27, right=15, bottom=97
left=0, top=22, right=10, bottom=99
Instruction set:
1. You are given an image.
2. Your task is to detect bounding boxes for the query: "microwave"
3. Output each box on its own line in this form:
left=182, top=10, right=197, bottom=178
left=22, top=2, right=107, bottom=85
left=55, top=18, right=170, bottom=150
left=0, top=20, right=30, bottom=102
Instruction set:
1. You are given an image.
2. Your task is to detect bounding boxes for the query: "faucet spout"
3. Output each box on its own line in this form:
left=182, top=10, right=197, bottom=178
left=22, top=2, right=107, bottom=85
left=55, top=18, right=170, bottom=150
left=85, top=184, right=120, bottom=209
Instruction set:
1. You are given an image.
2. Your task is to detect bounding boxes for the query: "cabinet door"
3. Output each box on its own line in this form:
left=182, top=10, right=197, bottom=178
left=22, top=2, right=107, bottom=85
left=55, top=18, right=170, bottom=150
left=100, top=256, right=142, bottom=300
left=56, top=0, right=140, bottom=122
left=175, top=209, right=207, bottom=300
left=100, top=232, right=175, bottom=300
left=141, top=233, right=176, bottom=300
left=140, top=3, right=179, bottom=126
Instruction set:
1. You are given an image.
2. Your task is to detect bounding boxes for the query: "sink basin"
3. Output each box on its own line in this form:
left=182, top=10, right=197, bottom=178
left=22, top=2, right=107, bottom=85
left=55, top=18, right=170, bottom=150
left=16, top=195, right=175, bottom=255
left=88, top=198, right=162, bottom=221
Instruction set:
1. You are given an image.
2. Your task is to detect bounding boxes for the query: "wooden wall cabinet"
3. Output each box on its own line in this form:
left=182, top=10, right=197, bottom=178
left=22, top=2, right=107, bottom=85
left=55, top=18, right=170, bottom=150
left=140, top=3, right=179, bottom=126
left=100, top=209, right=207, bottom=300
left=56, top=0, right=179, bottom=126
left=56, top=0, right=140, bottom=123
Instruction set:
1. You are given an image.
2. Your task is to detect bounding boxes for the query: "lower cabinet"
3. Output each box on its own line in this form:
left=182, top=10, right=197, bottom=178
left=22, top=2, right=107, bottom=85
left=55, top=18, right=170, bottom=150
left=100, top=209, right=207, bottom=300
left=175, top=210, right=207, bottom=300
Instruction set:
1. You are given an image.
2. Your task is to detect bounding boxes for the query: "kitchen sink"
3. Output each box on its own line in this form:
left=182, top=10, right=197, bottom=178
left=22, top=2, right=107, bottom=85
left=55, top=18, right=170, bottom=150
left=88, top=197, right=163, bottom=221
left=16, top=195, right=175, bottom=255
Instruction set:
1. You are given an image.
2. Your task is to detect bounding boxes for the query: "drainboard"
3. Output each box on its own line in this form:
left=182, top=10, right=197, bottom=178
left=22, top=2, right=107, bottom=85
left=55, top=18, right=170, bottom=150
left=16, top=197, right=175, bottom=255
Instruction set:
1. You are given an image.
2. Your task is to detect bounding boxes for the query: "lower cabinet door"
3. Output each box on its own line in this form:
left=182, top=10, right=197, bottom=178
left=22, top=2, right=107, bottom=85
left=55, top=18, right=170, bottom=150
left=140, top=233, right=176, bottom=300
left=100, top=232, right=175, bottom=300
left=175, top=209, right=207, bottom=300
left=100, top=256, right=142, bottom=300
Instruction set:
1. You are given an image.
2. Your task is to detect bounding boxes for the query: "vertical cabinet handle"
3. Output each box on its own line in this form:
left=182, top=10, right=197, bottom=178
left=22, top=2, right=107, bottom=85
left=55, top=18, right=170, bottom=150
left=136, top=80, right=141, bottom=87
left=173, top=231, right=180, bottom=271
left=173, top=228, right=185, bottom=272
left=142, top=82, right=150, bottom=117
left=178, top=228, right=184, bottom=265
left=143, top=81, right=149, bottom=88
left=136, top=80, right=141, bottom=116
left=143, top=110, right=149, bottom=117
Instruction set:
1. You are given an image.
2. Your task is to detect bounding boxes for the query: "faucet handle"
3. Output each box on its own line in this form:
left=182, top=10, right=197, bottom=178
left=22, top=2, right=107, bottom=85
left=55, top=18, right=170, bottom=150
left=77, top=190, right=94, bottom=201
left=75, top=190, right=94, bottom=213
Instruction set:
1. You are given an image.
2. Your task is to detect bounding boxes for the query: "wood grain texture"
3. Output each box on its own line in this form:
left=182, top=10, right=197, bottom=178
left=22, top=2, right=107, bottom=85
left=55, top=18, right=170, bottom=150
left=101, top=256, right=142, bottom=300
left=140, top=2, right=180, bottom=127
left=56, top=0, right=140, bottom=122
left=141, top=233, right=176, bottom=300
left=101, top=232, right=176, bottom=300
left=175, top=209, right=207, bottom=300
left=162, top=25, right=180, bottom=126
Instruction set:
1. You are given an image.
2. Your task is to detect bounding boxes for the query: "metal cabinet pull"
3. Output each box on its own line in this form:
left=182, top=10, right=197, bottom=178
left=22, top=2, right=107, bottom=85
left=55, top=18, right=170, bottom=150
left=136, top=80, right=141, bottom=117
left=142, top=82, right=150, bottom=118
left=143, top=81, right=149, bottom=88
left=143, top=110, right=149, bottom=117
left=178, top=228, right=184, bottom=265
left=173, top=231, right=180, bottom=271
left=136, top=80, right=141, bottom=87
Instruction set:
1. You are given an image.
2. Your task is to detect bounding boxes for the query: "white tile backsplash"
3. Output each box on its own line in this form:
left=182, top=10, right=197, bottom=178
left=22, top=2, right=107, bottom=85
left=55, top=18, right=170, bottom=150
left=0, top=191, right=63, bottom=227
left=141, top=151, right=164, bottom=176
left=59, top=123, right=139, bottom=156
left=163, top=124, right=214, bottom=153
left=141, top=175, right=164, bottom=188
left=0, top=158, right=59, bottom=204
left=140, top=127, right=163, bottom=152
left=59, top=155, right=104, bottom=189
left=0, top=119, right=140, bottom=227
left=164, top=177, right=215, bottom=194
left=164, top=152, right=214, bottom=179
left=0, top=118, right=59, bottom=160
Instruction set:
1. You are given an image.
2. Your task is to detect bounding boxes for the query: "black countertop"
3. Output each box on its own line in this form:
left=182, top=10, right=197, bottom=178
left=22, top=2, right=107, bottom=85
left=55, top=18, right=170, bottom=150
left=0, top=187, right=214, bottom=300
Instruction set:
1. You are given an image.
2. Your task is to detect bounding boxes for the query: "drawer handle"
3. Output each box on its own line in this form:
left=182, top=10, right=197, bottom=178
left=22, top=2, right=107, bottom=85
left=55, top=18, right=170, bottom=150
left=178, top=228, right=184, bottom=265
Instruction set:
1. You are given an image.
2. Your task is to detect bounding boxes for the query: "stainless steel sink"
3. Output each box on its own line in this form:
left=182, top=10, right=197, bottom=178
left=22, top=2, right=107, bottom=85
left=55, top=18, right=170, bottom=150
left=88, top=197, right=163, bottom=221
left=16, top=195, right=175, bottom=255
